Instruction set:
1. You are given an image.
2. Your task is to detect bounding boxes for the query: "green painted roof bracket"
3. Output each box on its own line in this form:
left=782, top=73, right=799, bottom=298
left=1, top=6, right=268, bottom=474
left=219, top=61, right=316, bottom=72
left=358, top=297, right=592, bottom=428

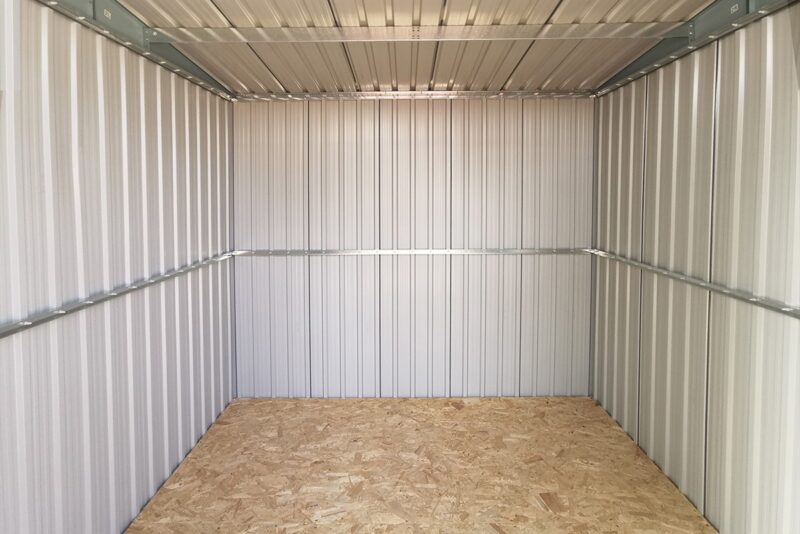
left=598, top=0, right=797, bottom=94
left=37, top=0, right=233, bottom=98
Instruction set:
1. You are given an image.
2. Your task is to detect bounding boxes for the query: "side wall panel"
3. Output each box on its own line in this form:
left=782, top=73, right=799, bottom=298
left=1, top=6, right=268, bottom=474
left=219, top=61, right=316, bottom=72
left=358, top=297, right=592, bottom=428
left=594, top=4, right=800, bottom=532
left=706, top=7, right=800, bottom=532
left=0, top=2, right=234, bottom=532
left=637, top=44, right=717, bottom=511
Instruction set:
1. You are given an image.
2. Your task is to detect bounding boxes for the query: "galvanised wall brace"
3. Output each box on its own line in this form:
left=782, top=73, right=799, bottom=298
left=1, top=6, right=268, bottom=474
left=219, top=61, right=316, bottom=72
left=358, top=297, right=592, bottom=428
left=36, top=0, right=232, bottom=97
left=598, top=0, right=798, bottom=94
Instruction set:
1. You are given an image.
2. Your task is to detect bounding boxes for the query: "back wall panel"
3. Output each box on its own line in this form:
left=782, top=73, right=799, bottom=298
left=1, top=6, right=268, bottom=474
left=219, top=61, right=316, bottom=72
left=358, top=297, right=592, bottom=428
left=234, top=98, right=594, bottom=398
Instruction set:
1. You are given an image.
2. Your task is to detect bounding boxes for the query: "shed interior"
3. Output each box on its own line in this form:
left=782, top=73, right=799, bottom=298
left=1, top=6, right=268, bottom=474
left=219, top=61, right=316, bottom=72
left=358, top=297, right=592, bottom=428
left=1, top=0, right=799, bottom=532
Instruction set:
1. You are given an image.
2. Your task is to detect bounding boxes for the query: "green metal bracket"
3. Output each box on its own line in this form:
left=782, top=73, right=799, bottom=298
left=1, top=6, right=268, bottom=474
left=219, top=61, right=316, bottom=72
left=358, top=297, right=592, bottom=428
left=37, top=0, right=232, bottom=97
left=598, top=0, right=797, bottom=93
left=93, top=0, right=146, bottom=48
left=51, top=0, right=94, bottom=19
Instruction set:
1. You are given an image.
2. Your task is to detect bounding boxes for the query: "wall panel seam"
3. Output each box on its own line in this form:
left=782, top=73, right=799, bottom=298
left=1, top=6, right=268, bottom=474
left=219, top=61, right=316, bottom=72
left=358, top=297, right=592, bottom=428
left=636, top=75, right=650, bottom=443
left=702, top=39, right=722, bottom=517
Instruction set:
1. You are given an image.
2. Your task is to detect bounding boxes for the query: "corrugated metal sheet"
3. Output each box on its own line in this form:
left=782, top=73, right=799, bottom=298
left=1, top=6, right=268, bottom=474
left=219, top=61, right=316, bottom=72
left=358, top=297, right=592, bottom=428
left=234, top=98, right=593, bottom=398
left=593, top=74, right=646, bottom=439
left=521, top=255, right=591, bottom=396
left=593, top=257, right=640, bottom=438
left=595, top=4, right=800, bottom=531
left=0, top=1, right=234, bottom=532
left=639, top=276, right=708, bottom=510
left=379, top=100, right=451, bottom=397
left=119, top=0, right=713, bottom=95
left=448, top=99, right=520, bottom=396
left=596, top=76, right=647, bottom=259
left=308, top=101, right=380, bottom=397
left=233, top=101, right=310, bottom=397
left=713, top=3, right=800, bottom=307
left=706, top=297, right=800, bottom=534
left=642, top=44, right=716, bottom=277
left=0, top=264, right=233, bottom=533
left=636, top=44, right=717, bottom=510
left=522, top=98, right=594, bottom=249
left=705, top=5, right=800, bottom=532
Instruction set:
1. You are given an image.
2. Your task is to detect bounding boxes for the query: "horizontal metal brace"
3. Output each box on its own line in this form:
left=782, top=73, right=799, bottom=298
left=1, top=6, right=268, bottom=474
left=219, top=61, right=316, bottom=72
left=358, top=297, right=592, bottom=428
left=233, top=248, right=592, bottom=257
left=239, top=90, right=593, bottom=101
left=147, top=21, right=686, bottom=45
left=589, top=249, right=800, bottom=321
left=0, top=253, right=233, bottom=341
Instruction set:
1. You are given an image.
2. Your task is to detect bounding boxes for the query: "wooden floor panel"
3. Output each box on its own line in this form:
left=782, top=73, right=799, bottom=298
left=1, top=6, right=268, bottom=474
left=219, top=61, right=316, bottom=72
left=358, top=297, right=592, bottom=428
left=127, top=397, right=715, bottom=533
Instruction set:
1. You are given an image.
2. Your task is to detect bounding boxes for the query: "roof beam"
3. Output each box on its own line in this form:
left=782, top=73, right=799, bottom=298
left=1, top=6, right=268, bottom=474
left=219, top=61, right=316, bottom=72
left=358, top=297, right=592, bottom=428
left=237, top=90, right=593, bottom=101
left=146, top=21, right=689, bottom=45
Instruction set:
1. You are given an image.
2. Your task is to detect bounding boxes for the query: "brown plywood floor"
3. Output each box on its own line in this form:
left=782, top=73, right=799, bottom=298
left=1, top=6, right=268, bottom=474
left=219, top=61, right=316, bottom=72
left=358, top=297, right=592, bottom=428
left=127, top=397, right=715, bottom=533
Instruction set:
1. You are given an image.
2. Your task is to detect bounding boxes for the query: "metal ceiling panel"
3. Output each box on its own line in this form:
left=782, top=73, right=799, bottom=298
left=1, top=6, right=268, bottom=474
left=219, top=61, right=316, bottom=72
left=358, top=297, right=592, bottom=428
left=119, top=0, right=716, bottom=96
left=176, top=42, right=284, bottom=93
left=331, top=0, right=443, bottom=25
left=440, top=0, right=560, bottom=25
left=250, top=42, right=356, bottom=92
left=345, top=41, right=437, bottom=91
left=551, top=0, right=711, bottom=23
left=120, top=0, right=228, bottom=26
left=537, top=39, right=659, bottom=91
left=432, top=40, right=532, bottom=91
left=215, top=0, right=335, bottom=27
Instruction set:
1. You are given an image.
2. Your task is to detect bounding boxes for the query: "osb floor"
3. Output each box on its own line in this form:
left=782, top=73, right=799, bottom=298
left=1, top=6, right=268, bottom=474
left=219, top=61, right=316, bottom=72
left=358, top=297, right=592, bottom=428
left=127, top=398, right=715, bottom=533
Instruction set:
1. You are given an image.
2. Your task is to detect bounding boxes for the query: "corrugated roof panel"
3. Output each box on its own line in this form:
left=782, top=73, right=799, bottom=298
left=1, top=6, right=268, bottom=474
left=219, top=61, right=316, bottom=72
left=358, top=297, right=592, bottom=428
left=345, top=42, right=436, bottom=91
left=432, top=41, right=533, bottom=91
left=551, top=0, right=711, bottom=23
left=214, top=0, right=336, bottom=27
left=441, top=0, right=561, bottom=25
left=429, top=42, right=461, bottom=90
left=539, top=39, right=658, bottom=91
left=464, top=41, right=532, bottom=90
left=120, top=0, right=229, bottom=27
left=251, top=43, right=357, bottom=92
left=504, top=40, right=580, bottom=90
left=331, top=0, right=443, bottom=26
left=121, top=0, right=717, bottom=96
left=125, top=0, right=712, bottom=28
left=177, top=43, right=285, bottom=93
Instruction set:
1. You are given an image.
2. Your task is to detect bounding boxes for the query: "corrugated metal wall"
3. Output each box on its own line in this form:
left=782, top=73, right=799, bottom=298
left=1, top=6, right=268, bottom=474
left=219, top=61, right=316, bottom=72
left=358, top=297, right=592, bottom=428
left=0, top=1, right=234, bottom=532
left=594, top=4, right=800, bottom=532
left=594, top=77, right=646, bottom=438
left=379, top=100, right=450, bottom=397
left=706, top=5, right=800, bottom=532
left=234, top=98, right=594, bottom=398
